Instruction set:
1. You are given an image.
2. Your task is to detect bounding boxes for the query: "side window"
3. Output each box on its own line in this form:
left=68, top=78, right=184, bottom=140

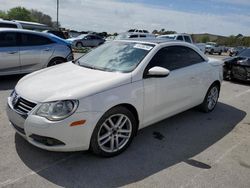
left=176, top=35, right=184, bottom=41
left=0, top=32, right=17, bottom=47
left=184, top=36, right=192, bottom=43
left=21, top=33, right=53, bottom=46
left=84, top=36, right=91, bottom=40
left=147, top=46, right=205, bottom=71
left=129, top=35, right=139, bottom=38
left=0, top=23, right=18, bottom=28
left=90, top=36, right=96, bottom=39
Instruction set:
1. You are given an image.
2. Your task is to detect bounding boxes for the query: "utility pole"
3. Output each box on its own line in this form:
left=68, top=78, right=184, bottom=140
left=57, top=0, right=59, bottom=30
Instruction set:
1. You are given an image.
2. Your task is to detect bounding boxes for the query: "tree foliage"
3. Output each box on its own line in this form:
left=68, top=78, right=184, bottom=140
left=0, top=7, right=59, bottom=29
left=7, top=7, right=35, bottom=21
left=30, top=9, right=53, bottom=26
left=201, top=36, right=210, bottom=43
left=0, top=10, right=8, bottom=19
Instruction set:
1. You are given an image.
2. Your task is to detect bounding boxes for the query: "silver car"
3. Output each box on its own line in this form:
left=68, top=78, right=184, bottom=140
left=67, top=34, right=105, bottom=48
left=0, top=29, right=73, bottom=76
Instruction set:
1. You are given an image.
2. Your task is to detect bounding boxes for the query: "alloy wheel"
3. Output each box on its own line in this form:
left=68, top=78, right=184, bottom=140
left=207, top=86, right=219, bottom=110
left=97, top=114, right=132, bottom=153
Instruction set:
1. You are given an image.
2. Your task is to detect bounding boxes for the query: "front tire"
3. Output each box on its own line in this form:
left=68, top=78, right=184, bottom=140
left=90, top=106, right=137, bottom=157
left=199, top=84, right=220, bottom=113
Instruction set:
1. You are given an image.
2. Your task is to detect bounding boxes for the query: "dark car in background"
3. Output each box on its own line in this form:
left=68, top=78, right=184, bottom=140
left=43, top=30, right=69, bottom=39
left=228, top=46, right=245, bottom=56
left=223, top=48, right=250, bottom=82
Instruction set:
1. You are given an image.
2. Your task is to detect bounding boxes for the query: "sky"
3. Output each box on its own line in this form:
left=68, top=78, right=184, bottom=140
left=1, top=0, right=250, bottom=36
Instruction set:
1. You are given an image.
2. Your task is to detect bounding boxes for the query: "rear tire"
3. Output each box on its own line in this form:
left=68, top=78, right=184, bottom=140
left=76, top=42, right=83, bottom=48
left=199, top=84, right=220, bottom=113
left=90, top=106, right=137, bottom=157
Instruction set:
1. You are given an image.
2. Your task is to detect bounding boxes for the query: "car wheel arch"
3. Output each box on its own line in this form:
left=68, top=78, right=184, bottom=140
left=205, top=80, right=221, bottom=98
left=47, top=57, right=66, bottom=67
left=100, top=103, right=140, bottom=132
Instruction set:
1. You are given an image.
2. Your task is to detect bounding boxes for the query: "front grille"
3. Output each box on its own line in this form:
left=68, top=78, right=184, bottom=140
left=12, top=93, right=37, bottom=115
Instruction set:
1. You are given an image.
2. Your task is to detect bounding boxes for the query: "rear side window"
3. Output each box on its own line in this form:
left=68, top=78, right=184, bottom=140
left=176, top=35, right=184, bottom=41
left=129, top=35, right=139, bottom=38
left=184, top=36, right=192, bottom=43
left=21, top=33, right=53, bottom=46
left=147, top=46, right=205, bottom=71
left=0, top=23, right=18, bottom=28
left=0, top=32, right=17, bottom=47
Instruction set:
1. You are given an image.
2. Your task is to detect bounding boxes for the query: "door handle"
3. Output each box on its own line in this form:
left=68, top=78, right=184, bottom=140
left=8, top=51, right=18, bottom=54
left=44, top=48, right=51, bottom=52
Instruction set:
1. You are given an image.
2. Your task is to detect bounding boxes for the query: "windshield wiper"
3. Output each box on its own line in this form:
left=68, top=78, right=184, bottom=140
left=81, top=64, right=97, bottom=70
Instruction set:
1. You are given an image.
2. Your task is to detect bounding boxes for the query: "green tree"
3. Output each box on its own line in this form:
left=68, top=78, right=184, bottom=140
left=0, top=10, right=8, bottom=19
left=7, top=7, right=35, bottom=21
left=30, top=9, right=54, bottom=26
left=201, top=35, right=210, bottom=43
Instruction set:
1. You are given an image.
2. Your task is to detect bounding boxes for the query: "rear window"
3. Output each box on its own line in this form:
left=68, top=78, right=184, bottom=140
left=184, top=36, right=192, bottom=43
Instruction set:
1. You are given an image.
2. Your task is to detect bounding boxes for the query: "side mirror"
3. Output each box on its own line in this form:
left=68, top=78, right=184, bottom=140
left=146, top=66, right=170, bottom=78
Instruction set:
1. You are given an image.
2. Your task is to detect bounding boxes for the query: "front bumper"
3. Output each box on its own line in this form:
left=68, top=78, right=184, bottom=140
left=66, top=52, right=74, bottom=61
left=6, top=99, right=102, bottom=152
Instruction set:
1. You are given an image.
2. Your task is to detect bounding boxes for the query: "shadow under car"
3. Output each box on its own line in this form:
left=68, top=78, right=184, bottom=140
left=15, top=102, right=246, bottom=188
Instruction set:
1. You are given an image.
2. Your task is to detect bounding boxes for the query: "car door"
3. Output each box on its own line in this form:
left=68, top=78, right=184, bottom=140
left=19, top=33, right=54, bottom=72
left=0, top=32, right=20, bottom=75
left=82, top=36, right=92, bottom=47
left=142, top=45, right=206, bottom=127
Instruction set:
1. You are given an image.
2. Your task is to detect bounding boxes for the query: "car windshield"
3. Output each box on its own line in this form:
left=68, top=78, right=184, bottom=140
left=78, top=41, right=154, bottom=72
left=238, top=49, right=250, bottom=58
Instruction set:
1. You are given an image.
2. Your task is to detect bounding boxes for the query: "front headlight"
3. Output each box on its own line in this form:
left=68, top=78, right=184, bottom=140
left=35, top=100, right=79, bottom=121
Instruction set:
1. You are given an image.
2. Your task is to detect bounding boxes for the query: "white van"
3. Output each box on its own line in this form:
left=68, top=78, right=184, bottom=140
left=116, top=32, right=155, bottom=40
left=0, top=20, right=22, bottom=29
left=0, top=20, right=51, bottom=31
left=157, top=33, right=194, bottom=44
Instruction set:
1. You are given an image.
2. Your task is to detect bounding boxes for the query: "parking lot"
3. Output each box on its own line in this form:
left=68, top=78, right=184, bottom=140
left=0, top=54, right=250, bottom=188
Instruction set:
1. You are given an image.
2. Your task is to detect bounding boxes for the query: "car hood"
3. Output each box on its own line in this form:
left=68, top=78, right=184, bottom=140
left=205, top=45, right=214, bottom=48
left=15, top=63, right=132, bottom=102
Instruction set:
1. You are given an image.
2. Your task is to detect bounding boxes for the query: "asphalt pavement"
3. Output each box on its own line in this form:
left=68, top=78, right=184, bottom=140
left=0, top=54, right=249, bottom=188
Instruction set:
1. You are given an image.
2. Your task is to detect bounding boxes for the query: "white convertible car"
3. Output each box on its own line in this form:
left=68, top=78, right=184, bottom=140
left=7, top=39, right=223, bottom=157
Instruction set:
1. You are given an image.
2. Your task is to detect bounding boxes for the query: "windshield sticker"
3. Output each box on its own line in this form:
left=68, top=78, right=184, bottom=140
left=134, top=44, right=153, bottom=51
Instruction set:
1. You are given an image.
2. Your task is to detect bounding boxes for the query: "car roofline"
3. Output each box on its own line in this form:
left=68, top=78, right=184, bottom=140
left=0, top=28, right=68, bottom=44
